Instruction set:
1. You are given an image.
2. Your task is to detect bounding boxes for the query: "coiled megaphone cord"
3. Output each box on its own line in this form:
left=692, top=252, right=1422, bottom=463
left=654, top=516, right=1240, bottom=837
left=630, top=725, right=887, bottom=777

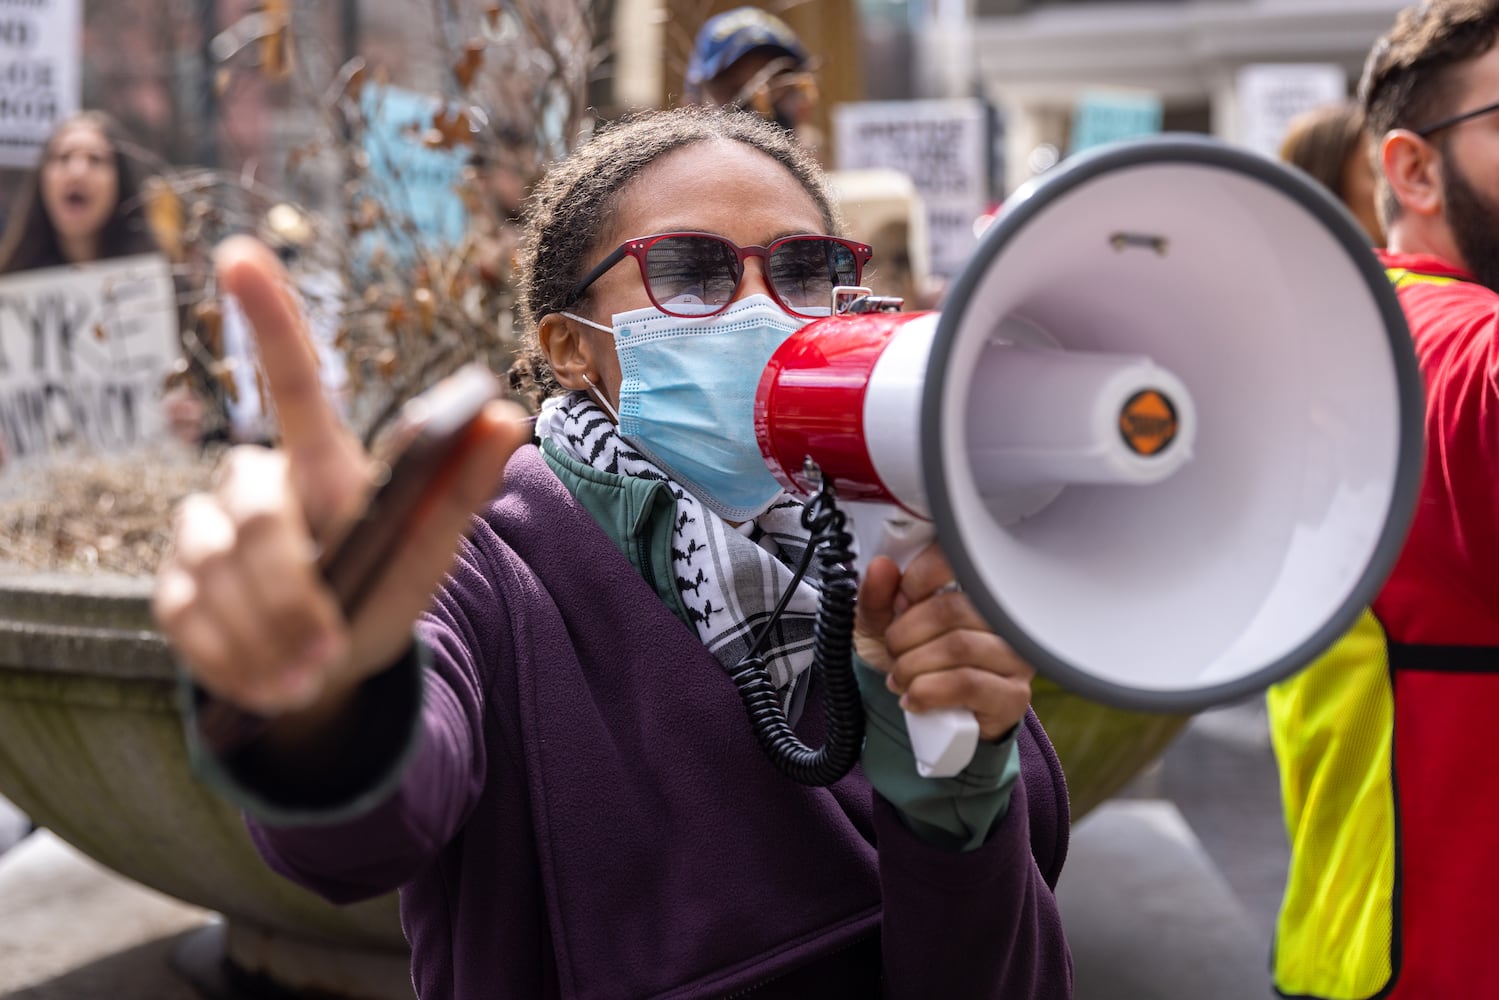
left=728, top=484, right=865, bottom=787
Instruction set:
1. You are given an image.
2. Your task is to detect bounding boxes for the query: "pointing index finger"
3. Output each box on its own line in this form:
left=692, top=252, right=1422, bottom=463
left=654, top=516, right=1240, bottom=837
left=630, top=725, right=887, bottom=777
left=214, top=236, right=344, bottom=462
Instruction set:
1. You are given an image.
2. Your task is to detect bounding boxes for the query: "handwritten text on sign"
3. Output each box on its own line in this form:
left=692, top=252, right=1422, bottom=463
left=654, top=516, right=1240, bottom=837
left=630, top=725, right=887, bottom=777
left=0, top=254, right=179, bottom=461
left=833, top=99, right=989, bottom=280
left=0, top=0, right=82, bottom=169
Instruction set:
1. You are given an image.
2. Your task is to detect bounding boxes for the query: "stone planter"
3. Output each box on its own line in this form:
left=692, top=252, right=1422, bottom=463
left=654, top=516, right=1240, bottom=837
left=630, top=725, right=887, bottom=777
left=0, top=565, right=1188, bottom=995
left=0, top=567, right=411, bottom=999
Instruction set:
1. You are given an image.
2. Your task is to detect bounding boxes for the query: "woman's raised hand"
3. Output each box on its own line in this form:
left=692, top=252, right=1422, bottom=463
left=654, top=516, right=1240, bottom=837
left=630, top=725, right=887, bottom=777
left=854, top=546, right=1035, bottom=743
left=153, top=237, right=531, bottom=718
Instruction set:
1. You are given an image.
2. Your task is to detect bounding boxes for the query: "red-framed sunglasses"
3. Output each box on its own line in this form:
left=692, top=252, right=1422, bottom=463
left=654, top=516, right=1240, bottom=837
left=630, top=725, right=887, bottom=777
left=562, top=231, right=874, bottom=319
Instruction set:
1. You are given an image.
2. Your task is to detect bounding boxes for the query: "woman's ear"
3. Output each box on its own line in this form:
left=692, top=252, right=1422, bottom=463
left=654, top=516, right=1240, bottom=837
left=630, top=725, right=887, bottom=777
left=1380, top=129, right=1444, bottom=219
left=538, top=313, right=594, bottom=391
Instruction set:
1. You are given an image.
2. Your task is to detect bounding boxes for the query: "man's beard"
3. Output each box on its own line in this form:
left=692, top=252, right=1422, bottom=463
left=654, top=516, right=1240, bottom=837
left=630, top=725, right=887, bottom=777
left=1442, top=153, right=1499, bottom=293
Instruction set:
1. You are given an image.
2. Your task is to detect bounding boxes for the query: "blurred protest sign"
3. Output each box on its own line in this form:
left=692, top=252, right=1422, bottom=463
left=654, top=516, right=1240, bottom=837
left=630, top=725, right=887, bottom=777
left=358, top=84, right=470, bottom=263
left=0, top=0, right=81, bottom=169
left=832, top=98, right=988, bottom=279
left=1236, top=64, right=1347, bottom=158
left=827, top=167, right=931, bottom=305
left=0, top=254, right=178, bottom=461
left=1070, top=90, right=1163, bottom=155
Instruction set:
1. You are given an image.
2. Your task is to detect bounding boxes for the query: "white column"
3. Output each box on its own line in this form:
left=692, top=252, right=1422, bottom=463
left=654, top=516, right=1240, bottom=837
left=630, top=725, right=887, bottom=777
left=613, top=0, right=664, bottom=110
left=999, top=98, right=1068, bottom=196
left=1208, top=70, right=1241, bottom=145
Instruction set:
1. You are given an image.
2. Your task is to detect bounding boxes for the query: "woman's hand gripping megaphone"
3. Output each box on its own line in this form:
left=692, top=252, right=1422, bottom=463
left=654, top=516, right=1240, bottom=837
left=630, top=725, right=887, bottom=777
left=854, top=517, right=1033, bottom=777
left=153, top=237, right=532, bottom=724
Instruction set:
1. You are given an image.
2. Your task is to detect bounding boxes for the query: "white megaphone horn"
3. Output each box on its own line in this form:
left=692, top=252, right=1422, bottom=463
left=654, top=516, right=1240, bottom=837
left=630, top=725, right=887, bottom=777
left=753, top=134, right=1425, bottom=779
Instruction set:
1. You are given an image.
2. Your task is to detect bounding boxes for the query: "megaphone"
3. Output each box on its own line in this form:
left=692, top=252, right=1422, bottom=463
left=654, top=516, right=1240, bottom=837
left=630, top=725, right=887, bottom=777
left=747, top=135, right=1424, bottom=780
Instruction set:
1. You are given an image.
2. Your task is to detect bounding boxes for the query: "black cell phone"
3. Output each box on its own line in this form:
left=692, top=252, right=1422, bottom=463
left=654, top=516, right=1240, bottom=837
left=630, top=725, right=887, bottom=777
left=319, top=363, right=504, bottom=618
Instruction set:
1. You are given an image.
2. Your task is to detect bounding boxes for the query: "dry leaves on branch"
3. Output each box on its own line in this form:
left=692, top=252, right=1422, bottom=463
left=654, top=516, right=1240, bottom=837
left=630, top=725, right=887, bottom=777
left=454, top=39, right=487, bottom=92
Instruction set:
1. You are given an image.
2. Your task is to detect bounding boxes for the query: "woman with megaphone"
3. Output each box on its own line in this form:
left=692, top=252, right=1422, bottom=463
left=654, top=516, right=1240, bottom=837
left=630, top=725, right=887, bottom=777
left=154, top=106, right=1072, bottom=999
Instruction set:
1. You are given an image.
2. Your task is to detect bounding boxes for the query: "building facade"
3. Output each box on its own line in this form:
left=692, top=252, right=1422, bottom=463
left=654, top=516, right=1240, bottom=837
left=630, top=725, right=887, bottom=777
left=931, top=0, right=1409, bottom=192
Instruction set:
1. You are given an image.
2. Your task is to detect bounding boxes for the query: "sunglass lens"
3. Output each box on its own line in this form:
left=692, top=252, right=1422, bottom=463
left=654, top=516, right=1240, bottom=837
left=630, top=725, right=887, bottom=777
left=768, top=239, right=859, bottom=314
left=645, top=236, right=740, bottom=315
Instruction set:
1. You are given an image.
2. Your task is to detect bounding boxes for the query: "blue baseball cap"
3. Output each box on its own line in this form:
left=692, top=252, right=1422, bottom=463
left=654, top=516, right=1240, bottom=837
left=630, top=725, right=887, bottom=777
left=685, top=8, right=808, bottom=97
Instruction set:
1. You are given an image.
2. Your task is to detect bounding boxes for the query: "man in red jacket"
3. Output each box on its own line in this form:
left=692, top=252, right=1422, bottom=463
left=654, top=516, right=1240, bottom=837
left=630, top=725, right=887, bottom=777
left=1270, top=3, right=1499, bottom=997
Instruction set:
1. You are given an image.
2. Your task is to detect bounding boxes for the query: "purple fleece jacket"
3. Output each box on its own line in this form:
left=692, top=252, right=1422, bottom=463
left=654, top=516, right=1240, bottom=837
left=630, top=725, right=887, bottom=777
left=244, top=445, right=1073, bottom=999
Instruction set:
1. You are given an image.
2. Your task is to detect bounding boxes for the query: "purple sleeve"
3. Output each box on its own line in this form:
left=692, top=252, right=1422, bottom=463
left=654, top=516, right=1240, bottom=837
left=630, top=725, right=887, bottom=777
left=245, top=541, right=502, bottom=905
left=875, top=714, right=1073, bottom=999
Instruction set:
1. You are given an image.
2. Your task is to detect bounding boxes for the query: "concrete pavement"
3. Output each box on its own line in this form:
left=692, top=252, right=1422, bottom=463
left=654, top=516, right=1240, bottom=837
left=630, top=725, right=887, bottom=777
left=0, top=830, right=211, bottom=999
left=1059, top=801, right=1273, bottom=999
left=0, top=797, right=27, bottom=857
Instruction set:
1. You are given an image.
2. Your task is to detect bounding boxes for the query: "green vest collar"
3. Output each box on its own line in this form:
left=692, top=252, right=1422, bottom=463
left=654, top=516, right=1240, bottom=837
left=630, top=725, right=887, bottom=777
left=539, top=437, right=690, bottom=626
left=540, top=437, right=673, bottom=539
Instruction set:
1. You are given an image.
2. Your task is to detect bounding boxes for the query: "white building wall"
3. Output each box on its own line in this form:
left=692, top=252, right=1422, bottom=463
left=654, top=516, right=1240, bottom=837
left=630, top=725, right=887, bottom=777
left=943, top=0, right=1409, bottom=192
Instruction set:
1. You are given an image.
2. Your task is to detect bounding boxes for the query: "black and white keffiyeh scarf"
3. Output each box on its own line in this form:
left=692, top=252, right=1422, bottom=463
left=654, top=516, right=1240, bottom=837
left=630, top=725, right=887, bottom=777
left=537, top=391, right=821, bottom=699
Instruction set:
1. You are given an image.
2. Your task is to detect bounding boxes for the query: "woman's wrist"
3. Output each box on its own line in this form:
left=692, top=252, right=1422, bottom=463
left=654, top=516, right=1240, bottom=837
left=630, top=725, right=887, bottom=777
left=186, top=643, right=427, bottom=821
left=254, top=668, right=371, bottom=756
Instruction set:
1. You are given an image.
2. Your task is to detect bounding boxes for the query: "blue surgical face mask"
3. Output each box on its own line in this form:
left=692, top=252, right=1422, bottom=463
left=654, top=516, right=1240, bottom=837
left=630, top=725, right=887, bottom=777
left=562, top=294, right=810, bottom=521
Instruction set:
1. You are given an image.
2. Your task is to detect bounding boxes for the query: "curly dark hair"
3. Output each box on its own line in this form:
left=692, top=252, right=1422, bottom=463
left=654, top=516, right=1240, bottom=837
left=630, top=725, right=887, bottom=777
left=507, top=105, right=840, bottom=404
left=0, top=111, right=159, bottom=275
left=1359, top=0, right=1499, bottom=222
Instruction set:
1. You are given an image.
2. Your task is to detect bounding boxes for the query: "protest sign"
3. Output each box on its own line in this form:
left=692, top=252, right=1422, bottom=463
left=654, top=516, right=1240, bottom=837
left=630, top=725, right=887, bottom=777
left=0, top=254, right=179, bottom=461
left=358, top=84, right=470, bottom=263
left=832, top=98, right=989, bottom=280
left=0, top=0, right=81, bottom=169
left=1236, top=64, right=1348, bottom=158
left=1070, top=90, right=1163, bottom=155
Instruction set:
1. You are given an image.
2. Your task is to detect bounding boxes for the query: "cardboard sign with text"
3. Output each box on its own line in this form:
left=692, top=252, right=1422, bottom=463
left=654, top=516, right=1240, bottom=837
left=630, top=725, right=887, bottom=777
left=1070, top=90, right=1163, bottom=155
left=0, top=0, right=82, bottom=169
left=833, top=99, right=989, bottom=280
left=1236, top=64, right=1348, bottom=159
left=357, top=84, right=469, bottom=267
left=0, top=254, right=179, bottom=462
